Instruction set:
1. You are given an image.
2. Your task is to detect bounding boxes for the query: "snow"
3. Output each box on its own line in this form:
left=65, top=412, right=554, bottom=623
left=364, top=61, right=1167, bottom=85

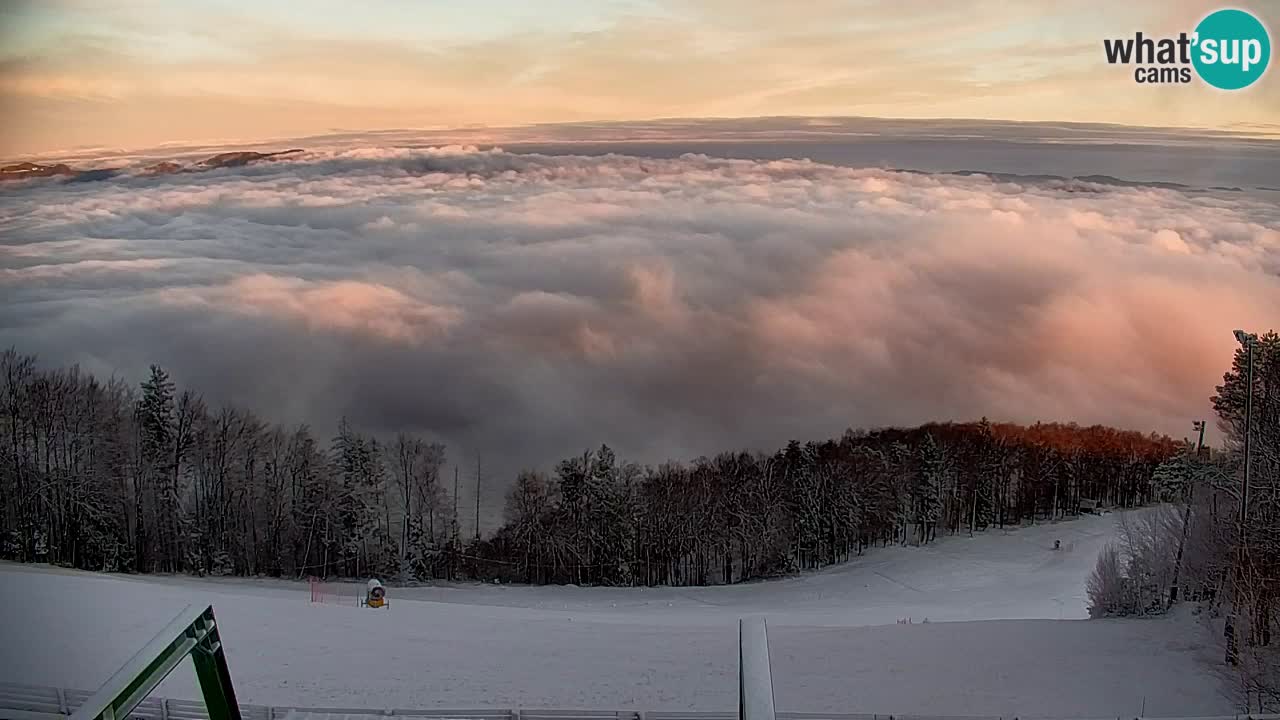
left=0, top=512, right=1231, bottom=717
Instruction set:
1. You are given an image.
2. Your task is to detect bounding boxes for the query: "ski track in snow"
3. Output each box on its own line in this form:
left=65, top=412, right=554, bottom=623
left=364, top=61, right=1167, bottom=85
left=0, top=511, right=1230, bottom=716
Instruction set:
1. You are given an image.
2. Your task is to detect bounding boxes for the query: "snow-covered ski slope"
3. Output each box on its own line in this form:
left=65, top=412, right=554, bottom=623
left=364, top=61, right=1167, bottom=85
left=0, top=511, right=1229, bottom=717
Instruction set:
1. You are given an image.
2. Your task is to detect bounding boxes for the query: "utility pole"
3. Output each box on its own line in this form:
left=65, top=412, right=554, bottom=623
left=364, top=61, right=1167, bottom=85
left=970, top=486, right=978, bottom=537
left=458, top=466, right=463, bottom=576
left=1051, top=473, right=1059, bottom=522
left=475, top=454, right=482, bottom=540
left=1169, top=420, right=1204, bottom=608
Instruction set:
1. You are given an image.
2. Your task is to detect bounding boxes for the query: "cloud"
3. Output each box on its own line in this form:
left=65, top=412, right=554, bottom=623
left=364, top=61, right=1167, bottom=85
left=0, top=257, right=175, bottom=279
left=157, top=274, right=462, bottom=344
left=1, top=143, right=1278, bottom=521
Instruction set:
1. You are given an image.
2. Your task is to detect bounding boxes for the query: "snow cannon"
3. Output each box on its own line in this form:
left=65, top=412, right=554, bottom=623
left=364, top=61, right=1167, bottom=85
left=363, top=578, right=387, bottom=608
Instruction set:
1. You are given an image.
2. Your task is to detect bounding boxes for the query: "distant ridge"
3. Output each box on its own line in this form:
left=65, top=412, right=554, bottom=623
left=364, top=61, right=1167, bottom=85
left=0, top=148, right=306, bottom=183
left=196, top=148, right=305, bottom=168
left=0, top=148, right=1264, bottom=195
left=1, top=161, right=76, bottom=179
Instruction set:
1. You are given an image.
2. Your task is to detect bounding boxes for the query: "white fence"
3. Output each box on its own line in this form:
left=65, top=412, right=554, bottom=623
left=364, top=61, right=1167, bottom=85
left=2, top=682, right=1278, bottom=720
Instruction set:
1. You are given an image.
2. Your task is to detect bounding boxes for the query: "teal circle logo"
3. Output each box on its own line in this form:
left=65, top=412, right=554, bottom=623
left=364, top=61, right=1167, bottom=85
left=1192, top=9, right=1271, bottom=90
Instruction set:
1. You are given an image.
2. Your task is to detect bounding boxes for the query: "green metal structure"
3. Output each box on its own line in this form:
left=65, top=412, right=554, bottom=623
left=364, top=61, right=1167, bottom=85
left=69, top=605, right=241, bottom=720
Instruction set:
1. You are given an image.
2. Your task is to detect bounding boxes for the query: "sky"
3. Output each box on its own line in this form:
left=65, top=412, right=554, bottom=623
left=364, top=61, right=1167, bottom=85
left=1, top=0, right=1278, bottom=155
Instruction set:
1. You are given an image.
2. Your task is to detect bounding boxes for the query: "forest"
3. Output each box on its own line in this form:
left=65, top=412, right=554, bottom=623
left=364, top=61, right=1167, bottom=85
left=1081, top=331, right=1279, bottom=711
left=1, top=346, right=1182, bottom=586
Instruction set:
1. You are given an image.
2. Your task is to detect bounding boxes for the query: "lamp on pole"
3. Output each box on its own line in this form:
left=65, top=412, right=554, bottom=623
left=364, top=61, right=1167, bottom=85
left=1169, top=420, right=1205, bottom=608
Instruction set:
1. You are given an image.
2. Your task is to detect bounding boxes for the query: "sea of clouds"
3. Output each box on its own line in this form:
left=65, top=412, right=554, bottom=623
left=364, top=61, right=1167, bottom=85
left=2, top=141, right=1279, bottom=509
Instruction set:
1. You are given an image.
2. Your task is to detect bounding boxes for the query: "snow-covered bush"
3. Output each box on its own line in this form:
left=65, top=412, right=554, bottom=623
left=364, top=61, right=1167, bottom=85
left=1087, top=542, right=1132, bottom=617
left=1088, top=508, right=1185, bottom=617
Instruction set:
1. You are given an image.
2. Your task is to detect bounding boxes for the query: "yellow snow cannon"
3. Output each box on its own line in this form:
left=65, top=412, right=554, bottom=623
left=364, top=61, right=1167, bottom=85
left=362, top=578, right=388, bottom=608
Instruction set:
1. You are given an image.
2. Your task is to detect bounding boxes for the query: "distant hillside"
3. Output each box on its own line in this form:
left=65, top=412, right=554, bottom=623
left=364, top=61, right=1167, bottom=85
left=1, top=162, right=76, bottom=179
left=1, top=148, right=306, bottom=183
left=141, top=161, right=183, bottom=175
left=197, top=149, right=304, bottom=168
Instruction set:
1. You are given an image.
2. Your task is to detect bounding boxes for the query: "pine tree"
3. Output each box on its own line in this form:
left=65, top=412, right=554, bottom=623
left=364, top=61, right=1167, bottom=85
left=135, top=365, right=176, bottom=571
left=972, top=418, right=1000, bottom=531
left=138, top=365, right=174, bottom=464
left=916, top=434, right=944, bottom=544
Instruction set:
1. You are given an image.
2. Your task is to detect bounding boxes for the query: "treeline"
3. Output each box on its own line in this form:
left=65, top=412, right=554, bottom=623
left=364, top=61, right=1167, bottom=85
left=0, top=352, right=453, bottom=579
left=1084, top=331, right=1278, bottom=712
left=0, top=348, right=1178, bottom=586
left=481, top=421, right=1176, bottom=585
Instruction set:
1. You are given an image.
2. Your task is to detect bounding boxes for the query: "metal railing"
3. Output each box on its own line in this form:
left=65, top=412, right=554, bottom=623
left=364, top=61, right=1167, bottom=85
left=5, top=682, right=1280, bottom=720
left=5, top=606, right=1278, bottom=720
